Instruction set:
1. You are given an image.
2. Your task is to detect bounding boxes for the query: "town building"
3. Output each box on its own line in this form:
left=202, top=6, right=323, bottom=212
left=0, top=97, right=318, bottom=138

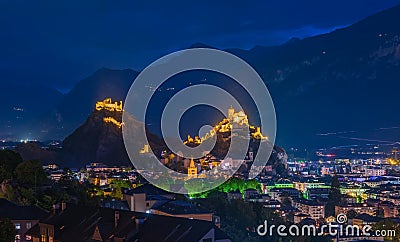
left=365, top=167, right=386, bottom=177
left=188, top=158, right=198, bottom=177
left=0, top=199, right=47, bottom=242
left=122, top=184, right=174, bottom=213
left=151, top=200, right=213, bottom=222
left=335, top=204, right=375, bottom=216
left=293, top=199, right=325, bottom=221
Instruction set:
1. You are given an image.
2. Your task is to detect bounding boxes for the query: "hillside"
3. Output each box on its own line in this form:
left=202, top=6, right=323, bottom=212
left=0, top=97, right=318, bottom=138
left=230, top=5, right=400, bottom=146
left=60, top=103, right=167, bottom=168
left=0, top=82, right=63, bottom=140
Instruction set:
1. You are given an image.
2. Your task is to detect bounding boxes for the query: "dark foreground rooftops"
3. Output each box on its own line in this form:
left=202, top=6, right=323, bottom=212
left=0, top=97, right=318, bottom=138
left=153, top=200, right=211, bottom=215
left=26, top=203, right=231, bottom=242
left=0, top=198, right=47, bottom=220
left=123, top=183, right=171, bottom=196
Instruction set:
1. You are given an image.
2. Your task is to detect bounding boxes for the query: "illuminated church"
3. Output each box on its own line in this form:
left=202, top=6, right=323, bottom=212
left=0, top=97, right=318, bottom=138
left=187, top=158, right=198, bottom=177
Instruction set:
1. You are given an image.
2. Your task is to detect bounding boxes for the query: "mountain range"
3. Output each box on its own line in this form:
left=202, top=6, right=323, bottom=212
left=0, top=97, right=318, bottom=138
left=2, top=4, right=400, bottom=149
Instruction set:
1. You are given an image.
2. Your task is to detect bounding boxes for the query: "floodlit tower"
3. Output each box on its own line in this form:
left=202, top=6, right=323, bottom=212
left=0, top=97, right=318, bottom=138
left=228, top=106, right=235, bottom=121
left=139, top=144, right=150, bottom=154
left=188, top=158, right=198, bottom=176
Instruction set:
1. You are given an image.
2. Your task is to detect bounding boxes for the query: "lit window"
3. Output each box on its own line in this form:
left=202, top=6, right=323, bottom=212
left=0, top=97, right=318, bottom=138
left=26, top=235, right=32, bottom=241
left=26, top=222, right=32, bottom=229
left=15, top=223, right=21, bottom=230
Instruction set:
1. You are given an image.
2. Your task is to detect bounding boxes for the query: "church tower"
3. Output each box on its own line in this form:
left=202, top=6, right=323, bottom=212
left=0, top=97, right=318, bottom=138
left=187, top=158, right=197, bottom=177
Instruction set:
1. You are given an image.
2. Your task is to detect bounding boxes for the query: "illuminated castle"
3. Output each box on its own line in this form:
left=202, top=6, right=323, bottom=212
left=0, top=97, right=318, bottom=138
left=184, top=107, right=268, bottom=145
left=185, top=135, right=203, bottom=145
left=103, top=117, right=124, bottom=128
left=96, top=98, right=123, bottom=112
left=95, top=98, right=124, bottom=128
left=228, top=106, right=248, bottom=126
left=139, top=144, right=150, bottom=154
left=252, top=127, right=267, bottom=140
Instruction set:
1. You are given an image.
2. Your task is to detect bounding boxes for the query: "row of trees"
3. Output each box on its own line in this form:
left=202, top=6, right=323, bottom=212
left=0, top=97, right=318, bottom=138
left=0, top=218, right=15, bottom=242
left=0, top=150, right=99, bottom=209
left=188, top=177, right=262, bottom=198
left=0, top=150, right=105, bottom=240
left=326, top=175, right=342, bottom=217
left=0, top=150, right=49, bottom=206
left=0, top=150, right=47, bottom=186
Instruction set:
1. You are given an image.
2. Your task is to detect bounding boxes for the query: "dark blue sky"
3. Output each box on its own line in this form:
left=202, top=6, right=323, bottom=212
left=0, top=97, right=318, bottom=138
left=2, top=0, right=400, bottom=92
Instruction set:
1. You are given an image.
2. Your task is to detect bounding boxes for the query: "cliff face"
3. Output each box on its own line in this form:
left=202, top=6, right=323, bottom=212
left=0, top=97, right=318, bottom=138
left=60, top=105, right=166, bottom=169
left=61, top=109, right=128, bottom=168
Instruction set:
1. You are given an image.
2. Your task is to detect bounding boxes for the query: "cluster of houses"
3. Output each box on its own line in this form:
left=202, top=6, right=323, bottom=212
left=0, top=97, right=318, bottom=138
left=1, top=184, right=231, bottom=242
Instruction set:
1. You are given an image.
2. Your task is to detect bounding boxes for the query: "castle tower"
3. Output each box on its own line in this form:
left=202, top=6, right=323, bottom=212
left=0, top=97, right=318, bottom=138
left=187, top=158, right=197, bottom=176
left=95, top=98, right=123, bottom=112
left=228, top=106, right=235, bottom=121
left=139, top=144, right=150, bottom=154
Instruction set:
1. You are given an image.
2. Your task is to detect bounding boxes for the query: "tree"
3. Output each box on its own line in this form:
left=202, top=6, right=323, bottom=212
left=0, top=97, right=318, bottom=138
left=185, top=178, right=206, bottom=195
left=0, top=150, right=23, bottom=182
left=376, top=206, right=384, bottom=218
left=281, top=196, right=292, bottom=207
left=18, top=187, right=35, bottom=205
left=346, top=209, right=357, bottom=219
left=217, top=178, right=261, bottom=194
left=0, top=218, right=16, bottom=242
left=14, top=160, right=47, bottom=186
left=325, top=175, right=342, bottom=217
left=112, top=186, right=123, bottom=200
left=373, top=219, right=400, bottom=241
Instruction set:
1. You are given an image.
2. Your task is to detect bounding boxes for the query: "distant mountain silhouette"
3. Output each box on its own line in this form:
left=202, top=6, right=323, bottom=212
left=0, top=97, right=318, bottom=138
left=35, top=68, right=138, bottom=140
left=0, top=82, right=63, bottom=140
left=4, top=5, right=400, bottom=149
left=14, top=142, right=60, bottom=164
left=228, top=4, right=400, bottom=147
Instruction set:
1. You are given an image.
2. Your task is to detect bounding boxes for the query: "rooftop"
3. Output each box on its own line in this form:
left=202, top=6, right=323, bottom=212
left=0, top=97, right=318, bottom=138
left=154, top=200, right=211, bottom=215
left=0, top=198, right=47, bottom=220
left=26, top=203, right=228, bottom=242
left=123, top=183, right=171, bottom=196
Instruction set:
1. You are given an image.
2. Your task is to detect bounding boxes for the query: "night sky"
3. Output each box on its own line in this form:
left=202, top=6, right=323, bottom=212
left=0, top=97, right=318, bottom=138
left=2, top=0, right=400, bottom=93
